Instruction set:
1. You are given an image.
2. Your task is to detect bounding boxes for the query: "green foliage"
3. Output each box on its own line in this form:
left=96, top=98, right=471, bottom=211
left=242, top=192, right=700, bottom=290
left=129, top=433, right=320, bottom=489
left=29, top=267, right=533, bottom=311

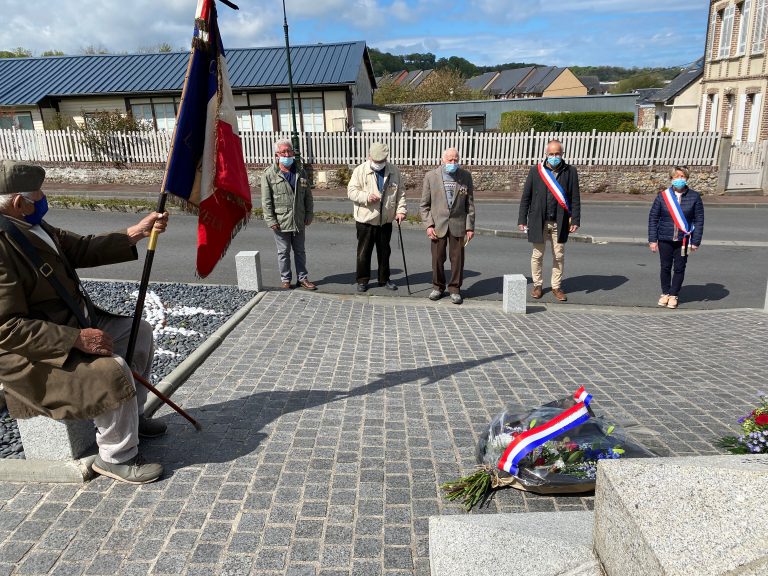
left=375, top=69, right=486, bottom=105
left=42, top=112, right=78, bottom=130
left=659, top=126, right=672, bottom=133
left=79, top=109, right=150, bottom=165
left=41, top=50, right=65, bottom=57
left=610, top=72, right=666, bottom=94
left=0, top=47, right=32, bottom=58
left=617, top=121, right=638, bottom=132
left=334, top=166, right=351, bottom=186
left=570, top=65, right=681, bottom=82
left=81, top=44, right=110, bottom=55
left=435, top=56, right=478, bottom=78
left=499, top=111, right=636, bottom=132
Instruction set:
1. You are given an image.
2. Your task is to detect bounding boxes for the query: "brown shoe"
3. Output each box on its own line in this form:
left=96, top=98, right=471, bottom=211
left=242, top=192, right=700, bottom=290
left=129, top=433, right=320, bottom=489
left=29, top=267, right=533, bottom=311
left=531, top=285, right=543, bottom=299
left=280, top=281, right=291, bottom=289
left=299, top=279, right=317, bottom=291
left=552, top=288, right=568, bottom=302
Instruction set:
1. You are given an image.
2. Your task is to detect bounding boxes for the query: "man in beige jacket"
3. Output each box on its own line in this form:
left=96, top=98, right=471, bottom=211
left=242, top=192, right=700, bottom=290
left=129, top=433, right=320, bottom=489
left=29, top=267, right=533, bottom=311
left=347, top=142, right=407, bottom=292
left=420, top=147, right=475, bottom=304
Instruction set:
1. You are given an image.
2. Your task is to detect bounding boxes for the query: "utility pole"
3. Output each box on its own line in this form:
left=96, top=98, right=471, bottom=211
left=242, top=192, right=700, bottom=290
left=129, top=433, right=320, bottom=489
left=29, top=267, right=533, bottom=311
left=282, top=0, right=301, bottom=165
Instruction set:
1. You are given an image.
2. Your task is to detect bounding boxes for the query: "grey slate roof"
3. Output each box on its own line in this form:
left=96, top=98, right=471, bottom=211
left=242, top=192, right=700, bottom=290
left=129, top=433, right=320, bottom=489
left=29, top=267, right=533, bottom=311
left=514, top=66, right=563, bottom=95
left=0, top=41, right=372, bottom=106
left=408, top=69, right=433, bottom=88
left=466, top=71, right=499, bottom=92
left=490, top=67, right=535, bottom=96
left=646, top=58, right=703, bottom=104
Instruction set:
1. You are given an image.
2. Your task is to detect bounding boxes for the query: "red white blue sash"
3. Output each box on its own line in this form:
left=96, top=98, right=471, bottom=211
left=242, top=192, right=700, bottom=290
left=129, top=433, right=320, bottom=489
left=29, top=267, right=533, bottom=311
left=537, top=163, right=570, bottom=214
left=497, top=387, right=593, bottom=476
left=660, top=187, right=693, bottom=253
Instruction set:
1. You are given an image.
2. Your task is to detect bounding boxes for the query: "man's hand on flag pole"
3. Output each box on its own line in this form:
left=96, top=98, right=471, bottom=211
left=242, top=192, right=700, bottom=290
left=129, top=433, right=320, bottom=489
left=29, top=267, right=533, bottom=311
left=127, top=212, right=170, bottom=245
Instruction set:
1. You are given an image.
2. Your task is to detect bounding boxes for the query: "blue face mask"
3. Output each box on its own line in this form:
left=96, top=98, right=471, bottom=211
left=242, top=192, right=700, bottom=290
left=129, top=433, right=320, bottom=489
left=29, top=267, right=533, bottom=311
left=547, top=156, right=562, bottom=168
left=671, top=178, right=687, bottom=190
left=444, top=163, right=458, bottom=174
left=23, top=195, right=48, bottom=226
left=278, top=156, right=294, bottom=168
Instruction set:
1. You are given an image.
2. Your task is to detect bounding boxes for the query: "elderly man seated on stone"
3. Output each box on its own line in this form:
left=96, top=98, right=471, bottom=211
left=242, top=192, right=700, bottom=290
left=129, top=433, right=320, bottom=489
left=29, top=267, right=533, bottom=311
left=0, top=160, right=168, bottom=484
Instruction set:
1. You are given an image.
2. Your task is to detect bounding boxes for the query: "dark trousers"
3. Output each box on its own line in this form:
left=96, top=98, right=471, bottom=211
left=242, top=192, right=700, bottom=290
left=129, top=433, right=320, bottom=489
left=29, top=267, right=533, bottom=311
left=431, top=234, right=464, bottom=293
left=356, top=222, right=392, bottom=284
left=658, top=240, right=688, bottom=296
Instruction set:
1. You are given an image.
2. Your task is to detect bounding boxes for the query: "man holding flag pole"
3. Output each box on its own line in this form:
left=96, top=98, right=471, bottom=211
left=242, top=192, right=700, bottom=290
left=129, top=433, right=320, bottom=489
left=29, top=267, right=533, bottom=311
left=518, top=139, right=581, bottom=302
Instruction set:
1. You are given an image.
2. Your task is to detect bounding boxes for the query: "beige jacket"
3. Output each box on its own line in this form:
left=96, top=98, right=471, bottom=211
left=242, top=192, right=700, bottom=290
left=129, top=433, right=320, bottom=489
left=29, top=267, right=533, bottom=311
left=420, top=166, right=475, bottom=238
left=347, top=161, right=407, bottom=225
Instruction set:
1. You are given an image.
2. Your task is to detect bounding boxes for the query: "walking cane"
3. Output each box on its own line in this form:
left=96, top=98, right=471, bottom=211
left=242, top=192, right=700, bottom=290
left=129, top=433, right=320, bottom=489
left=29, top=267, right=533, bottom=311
left=396, top=220, right=412, bottom=295
left=132, top=371, right=202, bottom=432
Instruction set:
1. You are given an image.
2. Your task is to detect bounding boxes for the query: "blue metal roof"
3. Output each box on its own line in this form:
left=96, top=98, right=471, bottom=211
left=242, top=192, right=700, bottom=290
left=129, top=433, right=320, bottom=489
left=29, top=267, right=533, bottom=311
left=0, top=41, right=371, bottom=106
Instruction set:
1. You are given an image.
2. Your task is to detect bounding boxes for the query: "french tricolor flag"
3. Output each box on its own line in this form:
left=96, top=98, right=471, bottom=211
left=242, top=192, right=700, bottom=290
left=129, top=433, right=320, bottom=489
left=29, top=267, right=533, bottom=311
left=163, top=0, right=252, bottom=278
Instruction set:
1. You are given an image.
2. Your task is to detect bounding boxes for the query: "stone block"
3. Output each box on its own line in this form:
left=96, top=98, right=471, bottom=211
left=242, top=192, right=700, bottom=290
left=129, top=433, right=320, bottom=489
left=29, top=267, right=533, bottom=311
left=764, top=278, right=768, bottom=312
left=429, top=511, right=601, bottom=576
left=594, top=454, right=768, bottom=576
left=502, top=273, right=527, bottom=314
left=235, top=251, right=262, bottom=292
left=16, top=416, right=95, bottom=461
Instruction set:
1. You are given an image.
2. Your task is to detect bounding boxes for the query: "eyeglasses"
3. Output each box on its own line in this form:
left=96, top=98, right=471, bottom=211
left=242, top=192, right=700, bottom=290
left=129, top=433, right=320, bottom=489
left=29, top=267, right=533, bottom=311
left=276, top=150, right=294, bottom=157
left=546, top=152, right=563, bottom=157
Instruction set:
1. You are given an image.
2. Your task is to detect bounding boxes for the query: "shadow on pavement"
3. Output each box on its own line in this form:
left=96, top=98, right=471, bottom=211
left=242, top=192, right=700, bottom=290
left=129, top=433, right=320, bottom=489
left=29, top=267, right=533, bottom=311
left=465, top=276, right=503, bottom=297
left=564, top=274, right=629, bottom=294
left=145, top=352, right=523, bottom=473
left=680, top=283, right=730, bottom=303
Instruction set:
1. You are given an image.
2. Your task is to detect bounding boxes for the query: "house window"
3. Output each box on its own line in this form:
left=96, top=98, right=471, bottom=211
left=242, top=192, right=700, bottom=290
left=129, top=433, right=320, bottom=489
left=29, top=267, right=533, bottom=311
left=301, top=98, right=324, bottom=132
left=278, top=97, right=325, bottom=132
left=747, top=93, right=762, bottom=141
left=737, top=0, right=752, bottom=55
left=0, top=112, right=33, bottom=130
left=753, top=0, right=768, bottom=53
left=129, top=99, right=178, bottom=131
left=237, top=109, right=273, bottom=132
left=719, top=4, right=735, bottom=58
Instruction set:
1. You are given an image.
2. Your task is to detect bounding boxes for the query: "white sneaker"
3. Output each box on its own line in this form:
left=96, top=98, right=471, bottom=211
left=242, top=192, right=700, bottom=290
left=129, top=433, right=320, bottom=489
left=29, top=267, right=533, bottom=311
left=658, top=294, right=670, bottom=306
left=429, top=290, right=443, bottom=301
left=667, top=296, right=678, bottom=309
left=450, top=293, right=463, bottom=305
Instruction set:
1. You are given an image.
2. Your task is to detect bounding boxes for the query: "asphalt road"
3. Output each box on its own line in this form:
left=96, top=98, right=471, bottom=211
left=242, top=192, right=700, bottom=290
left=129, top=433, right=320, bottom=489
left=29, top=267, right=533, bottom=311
left=47, top=207, right=768, bottom=310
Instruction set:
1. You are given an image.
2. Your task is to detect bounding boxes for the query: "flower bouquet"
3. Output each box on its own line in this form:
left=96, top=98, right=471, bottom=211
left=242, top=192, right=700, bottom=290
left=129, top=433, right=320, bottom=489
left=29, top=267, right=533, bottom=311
left=441, top=387, right=655, bottom=510
left=717, top=392, right=768, bottom=454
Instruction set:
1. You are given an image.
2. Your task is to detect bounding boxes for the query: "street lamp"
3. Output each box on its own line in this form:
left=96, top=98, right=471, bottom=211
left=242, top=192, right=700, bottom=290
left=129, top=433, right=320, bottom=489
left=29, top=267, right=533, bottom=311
left=282, top=0, right=301, bottom=165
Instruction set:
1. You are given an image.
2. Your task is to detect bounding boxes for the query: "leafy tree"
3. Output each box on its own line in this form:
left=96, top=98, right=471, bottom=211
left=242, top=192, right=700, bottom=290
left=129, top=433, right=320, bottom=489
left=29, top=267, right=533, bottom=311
left=610, top=73, right=666, bottom=94
left=81, top=44, right=110, bottom=55
left=435, top=56, right=478, bottom=78
left=414, top=69, right=484, bottom=102
left=78, top=109, right=150, bottom=165
left=403, top=52, right=435, bottom=69
left=369, top=48, right=407, bottom=76
left=0, top=47, right=32, bottom=58
left=41, top=50, right=65, bottom=57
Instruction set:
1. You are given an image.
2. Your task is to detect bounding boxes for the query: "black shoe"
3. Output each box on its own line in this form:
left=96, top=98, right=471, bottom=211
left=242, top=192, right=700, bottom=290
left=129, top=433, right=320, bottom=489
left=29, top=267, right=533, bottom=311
left=138, top=415, right=167, bottom=438
left=356, top=283, right=368, bottom=293
left=379, top=281, right=398, bottom=291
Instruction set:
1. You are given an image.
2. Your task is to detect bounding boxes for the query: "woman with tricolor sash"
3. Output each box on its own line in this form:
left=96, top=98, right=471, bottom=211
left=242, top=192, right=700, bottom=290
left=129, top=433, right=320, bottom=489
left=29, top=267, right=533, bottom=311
left=647, top=166, right=704, bottom=309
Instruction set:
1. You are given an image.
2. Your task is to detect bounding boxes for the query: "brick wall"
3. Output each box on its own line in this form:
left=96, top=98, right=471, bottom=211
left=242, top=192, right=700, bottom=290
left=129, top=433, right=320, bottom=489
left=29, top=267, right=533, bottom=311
left=39, top=162, right=722, bottom=196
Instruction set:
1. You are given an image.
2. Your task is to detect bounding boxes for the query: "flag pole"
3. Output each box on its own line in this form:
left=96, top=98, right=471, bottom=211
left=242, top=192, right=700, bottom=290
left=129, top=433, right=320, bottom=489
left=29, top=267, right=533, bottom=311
left=282, top=0, right=301, bottom=166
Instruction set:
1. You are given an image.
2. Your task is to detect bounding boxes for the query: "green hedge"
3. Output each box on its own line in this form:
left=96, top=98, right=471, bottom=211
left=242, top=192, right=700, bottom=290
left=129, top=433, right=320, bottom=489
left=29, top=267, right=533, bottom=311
left=499, top=111, right=635, bottom=132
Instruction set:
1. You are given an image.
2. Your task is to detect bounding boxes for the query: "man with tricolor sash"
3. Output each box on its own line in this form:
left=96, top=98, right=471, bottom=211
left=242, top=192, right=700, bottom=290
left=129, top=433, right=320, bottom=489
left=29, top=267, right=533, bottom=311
left=518, top=139, right=581, bottom=302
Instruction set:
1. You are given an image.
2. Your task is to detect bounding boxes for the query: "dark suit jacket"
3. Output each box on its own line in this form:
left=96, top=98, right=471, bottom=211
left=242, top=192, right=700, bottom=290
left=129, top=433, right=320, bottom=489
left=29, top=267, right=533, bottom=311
left=420, top=166, right=475, bottom=238
left=518, top=162, right=581, bottom=244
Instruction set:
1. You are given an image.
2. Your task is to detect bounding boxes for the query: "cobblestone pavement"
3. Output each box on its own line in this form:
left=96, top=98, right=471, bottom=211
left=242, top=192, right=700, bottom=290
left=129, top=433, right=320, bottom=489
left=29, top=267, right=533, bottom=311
left=1, top=292, right=767, bottom=575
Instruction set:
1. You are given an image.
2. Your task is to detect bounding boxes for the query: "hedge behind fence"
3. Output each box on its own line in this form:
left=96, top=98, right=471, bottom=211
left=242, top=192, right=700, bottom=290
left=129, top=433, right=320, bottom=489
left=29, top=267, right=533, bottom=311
left=499, top=111, right=636, bottom=133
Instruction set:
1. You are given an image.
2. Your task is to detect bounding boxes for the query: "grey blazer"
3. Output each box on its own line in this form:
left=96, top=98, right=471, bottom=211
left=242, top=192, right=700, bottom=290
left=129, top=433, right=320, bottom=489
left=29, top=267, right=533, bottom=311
left=419, top=166, right=475, bottom=238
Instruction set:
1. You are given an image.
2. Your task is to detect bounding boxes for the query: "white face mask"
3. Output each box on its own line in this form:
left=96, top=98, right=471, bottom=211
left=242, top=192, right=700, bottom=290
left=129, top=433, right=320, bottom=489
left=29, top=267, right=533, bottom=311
left=370, top=160, right=386, bottom=171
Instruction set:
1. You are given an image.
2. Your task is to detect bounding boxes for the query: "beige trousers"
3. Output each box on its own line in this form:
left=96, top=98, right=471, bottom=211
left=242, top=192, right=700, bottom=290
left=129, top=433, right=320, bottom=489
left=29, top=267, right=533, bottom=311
left=91, top=314, right=154, bottom=464
left=531, top=221, right=565, bottom=290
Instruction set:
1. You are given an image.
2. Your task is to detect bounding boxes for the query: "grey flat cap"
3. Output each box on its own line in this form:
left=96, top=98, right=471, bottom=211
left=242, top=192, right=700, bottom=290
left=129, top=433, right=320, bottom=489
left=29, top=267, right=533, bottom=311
left=368, top=142, right=389, bottom=162
left=0, top=160, right=46, bottom=195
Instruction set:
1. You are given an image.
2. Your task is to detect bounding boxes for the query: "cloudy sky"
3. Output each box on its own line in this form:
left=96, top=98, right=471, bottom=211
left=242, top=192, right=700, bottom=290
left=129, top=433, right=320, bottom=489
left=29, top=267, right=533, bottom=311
left=1, top=0, right=707, bottom=68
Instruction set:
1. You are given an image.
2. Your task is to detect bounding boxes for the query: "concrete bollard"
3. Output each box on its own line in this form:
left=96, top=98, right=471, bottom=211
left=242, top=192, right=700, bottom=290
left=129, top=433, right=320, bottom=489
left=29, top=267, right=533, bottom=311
left=764, top=278, right=768, bottom=313
left=16, top=417, right=95, bottom=461
left=503, top=274, right=527, bottom=314
left=235, top=251, right=263, bottom=292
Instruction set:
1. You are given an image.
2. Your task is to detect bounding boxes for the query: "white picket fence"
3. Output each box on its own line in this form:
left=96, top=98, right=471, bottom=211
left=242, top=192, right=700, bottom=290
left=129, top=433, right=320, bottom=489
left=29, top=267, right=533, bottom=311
left=0, top=127, right=722, bottom=166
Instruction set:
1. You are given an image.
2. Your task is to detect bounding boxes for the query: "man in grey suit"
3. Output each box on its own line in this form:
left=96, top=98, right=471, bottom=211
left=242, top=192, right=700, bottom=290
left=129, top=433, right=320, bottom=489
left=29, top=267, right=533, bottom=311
left=420, top=147, right=475, bottom=304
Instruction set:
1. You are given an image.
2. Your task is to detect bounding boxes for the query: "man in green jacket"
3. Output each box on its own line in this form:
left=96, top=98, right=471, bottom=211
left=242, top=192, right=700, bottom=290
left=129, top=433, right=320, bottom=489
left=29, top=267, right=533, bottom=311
left=261, top=140, right=316, bottom=290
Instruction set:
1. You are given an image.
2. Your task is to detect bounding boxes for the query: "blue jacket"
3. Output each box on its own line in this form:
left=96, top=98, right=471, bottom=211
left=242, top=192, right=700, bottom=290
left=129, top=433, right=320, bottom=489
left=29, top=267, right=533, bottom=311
left=647, top=187, right=704, bottom=245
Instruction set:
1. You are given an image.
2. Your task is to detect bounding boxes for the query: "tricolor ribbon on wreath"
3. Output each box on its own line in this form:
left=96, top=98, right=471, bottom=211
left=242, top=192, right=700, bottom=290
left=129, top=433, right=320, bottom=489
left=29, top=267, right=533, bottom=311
left=537, top=163, right=571, bottom=215
left=660, top=187, right=694, bottom=256
left=497, top=386, right=593, bottom=476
